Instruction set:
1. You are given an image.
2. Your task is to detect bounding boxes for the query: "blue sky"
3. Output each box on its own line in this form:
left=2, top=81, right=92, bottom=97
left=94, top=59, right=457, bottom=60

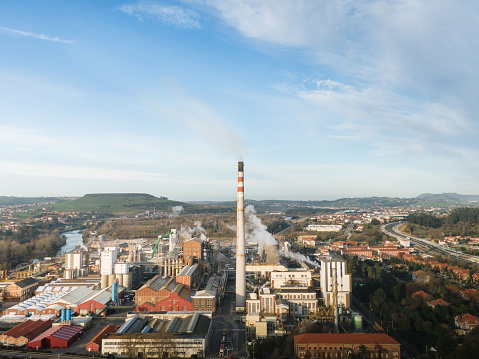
left=1, top=0, right=479, bottom=201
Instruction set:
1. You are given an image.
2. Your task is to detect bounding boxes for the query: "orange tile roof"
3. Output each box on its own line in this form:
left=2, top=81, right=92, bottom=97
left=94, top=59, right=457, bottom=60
left=412, top=291, right=430, bottom=298
left=428, top=299, right=449, bottom=307
left=455, top=314, right=479, bottom=325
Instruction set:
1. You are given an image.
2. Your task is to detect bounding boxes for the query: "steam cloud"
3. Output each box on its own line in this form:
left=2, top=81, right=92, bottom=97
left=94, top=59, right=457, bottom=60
left=169, top=205, right=184, bottom=218
left=244, top=205, right=320, bottom=267
left=180, top=221, right=207, bottom=241
left=245, top=205, right=278, bottom=247
left=279, top=249, right=321, bottom=267
left=225, top=223, right=236, bottom=232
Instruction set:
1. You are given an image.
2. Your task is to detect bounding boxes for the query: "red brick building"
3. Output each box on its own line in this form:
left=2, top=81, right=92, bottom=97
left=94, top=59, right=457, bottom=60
left=86, top=325, right=116, bottom=352
left=4, top=278, right=39, bottom=301
left=135, top=276, right=176, bottom=306
left=154, top=285, right=193, bottom=312
left=183, top=238, right=205, bottom=262
left=176, top=263, right=200, bottom=290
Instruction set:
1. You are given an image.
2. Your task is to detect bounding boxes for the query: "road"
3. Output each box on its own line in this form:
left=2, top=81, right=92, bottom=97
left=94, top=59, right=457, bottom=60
left=207, top=279, right=247, bottom=358
left=381, top=222, right=475, bottom=263
left=0, top=349, right=93, bottom=359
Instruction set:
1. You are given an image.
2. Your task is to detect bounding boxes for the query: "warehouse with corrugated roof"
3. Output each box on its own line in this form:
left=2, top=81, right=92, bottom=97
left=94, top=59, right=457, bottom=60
left=28, top=325, right=83, bottom=349
left=102, top=313, right=212, bottom=358
left=0, top=319, right=53, bottom=346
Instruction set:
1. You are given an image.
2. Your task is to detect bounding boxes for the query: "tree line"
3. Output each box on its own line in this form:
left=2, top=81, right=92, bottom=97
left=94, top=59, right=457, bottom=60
left=0, top=224, right=65, bottom=269
left=406, top=208, right=479, bottom=237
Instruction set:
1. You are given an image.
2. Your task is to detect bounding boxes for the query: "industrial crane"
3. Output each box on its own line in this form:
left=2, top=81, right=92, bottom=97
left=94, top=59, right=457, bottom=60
left=148, top=231, right=174, bottom=259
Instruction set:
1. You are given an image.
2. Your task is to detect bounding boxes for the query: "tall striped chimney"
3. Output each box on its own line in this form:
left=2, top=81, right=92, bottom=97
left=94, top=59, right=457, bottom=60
left=235, top=161, right=246, bottom=308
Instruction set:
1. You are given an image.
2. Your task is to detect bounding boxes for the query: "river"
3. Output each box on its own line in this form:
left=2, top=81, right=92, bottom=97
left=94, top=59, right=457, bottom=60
left=57, top=229, right=85, bottom=256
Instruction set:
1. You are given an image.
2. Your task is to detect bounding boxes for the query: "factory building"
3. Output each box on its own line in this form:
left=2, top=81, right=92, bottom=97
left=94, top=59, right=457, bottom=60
left=77, top=285, right=124, bottom=316
left=86, top=325, right=116, bottom=352
left=36, top=276, right=101, bottom=294
left=3, top=278, right=39, bottom=301
left=294, top=333, right=400, bottom=359
left=191, top=273, right=226, bottom=314
left=100, top=247, right=117, bottom=275
left=64, top=251, right=89, bottom=279
left=102, top=313, right=212, bottom=358
left=176, top=264, right=200, bottom=290
left=270, top=269, right=313, bottom=289
left=28, top=325, right=83, bottom=349
left=0, top=319, right=53, bottom=346
left=320, top=257, right=352, bottom=307
left=160, top=256, right=184, bottom=277
left=135, top=276, right=175, bottom=306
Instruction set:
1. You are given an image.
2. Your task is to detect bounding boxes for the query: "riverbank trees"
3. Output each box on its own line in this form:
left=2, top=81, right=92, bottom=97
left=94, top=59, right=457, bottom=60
left=0, top=224, right=65, bottom=269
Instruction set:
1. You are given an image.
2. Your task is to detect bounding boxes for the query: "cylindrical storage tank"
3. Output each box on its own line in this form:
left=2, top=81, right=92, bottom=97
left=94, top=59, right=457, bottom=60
left=66, top=308, right=72, bottom=321
left=61, top=309, right=66, bottom=321
left=116, top=274, right=123, bottom=287
left=108, top=274, right=115, bottom=287
left=64, top=270, right=71, bottom=279
left=112, top=281, right=118, bottom=302
left=101, top=275, right=108, bottom=289
left=338, top=307, right=343, bottom=314
left=123, top=273, right=130, bottom=289
left=354, top=314, right=363, bottom=330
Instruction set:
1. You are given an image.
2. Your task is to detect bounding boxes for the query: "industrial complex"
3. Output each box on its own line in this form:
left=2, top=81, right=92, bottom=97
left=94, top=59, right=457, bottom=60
left=0, top=161, right=402, bottom=358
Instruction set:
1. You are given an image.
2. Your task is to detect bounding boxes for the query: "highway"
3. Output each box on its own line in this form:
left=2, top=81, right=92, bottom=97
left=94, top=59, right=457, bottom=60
left=381, top=222, right=478, bottom=264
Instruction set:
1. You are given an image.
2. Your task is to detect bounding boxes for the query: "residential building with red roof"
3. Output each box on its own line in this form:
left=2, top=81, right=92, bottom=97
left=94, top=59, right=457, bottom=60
left=412, top=291, right=430, bottom=299
left=428, top=299, right=450, bottom=308
left=455, top=314, right=479, bottom=335
left=294, top=333, right=400, bottom=359
left=340, top=248, right=375, bottom=260
left=457, top=269, right=471, bottom=281
left=460, top=288, right=479, bottom=301
left=448, top=266, right=461, bottom=273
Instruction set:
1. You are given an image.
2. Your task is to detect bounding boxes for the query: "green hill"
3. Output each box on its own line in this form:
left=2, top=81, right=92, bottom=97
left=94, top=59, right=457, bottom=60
left=0, top=196, right=64, bottom=206
left=52, top=193, right=188, bottom=215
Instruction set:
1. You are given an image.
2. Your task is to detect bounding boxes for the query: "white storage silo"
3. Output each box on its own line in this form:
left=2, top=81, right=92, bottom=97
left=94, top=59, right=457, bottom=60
left=101, top=275, right=109, bottom=289
left=108, top=274, right=115, bottom=287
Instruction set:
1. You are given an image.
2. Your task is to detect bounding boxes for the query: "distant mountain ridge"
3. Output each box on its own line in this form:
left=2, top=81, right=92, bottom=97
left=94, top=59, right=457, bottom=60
left=3, top=193, right=479, bottom=215
left=0, top=196, right=66, bottom=206
left=416, top=193, right=479, bottom=203
left=52, top=193, right=187, bottom=215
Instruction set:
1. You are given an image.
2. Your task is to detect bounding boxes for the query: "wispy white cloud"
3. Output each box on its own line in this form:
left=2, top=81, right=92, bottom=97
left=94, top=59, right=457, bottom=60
left=0, top=26, right=74, bottom=44
left=119, top=2, right=201, bottom=29
left=146, top=78, right=245, bottom=160
left=203, top=0, right=479, bottom=138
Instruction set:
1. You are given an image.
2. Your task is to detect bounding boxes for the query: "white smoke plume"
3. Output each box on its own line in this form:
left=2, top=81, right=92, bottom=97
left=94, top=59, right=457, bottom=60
left=180, top=221, right=207, bottom=241
left=225, top=223, right=236, bottom=232
left=279, top=249, right=321, bottom=268
left=245, top=205, right=278, bottom=247
left=169, top=205, right=184, bottom=218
